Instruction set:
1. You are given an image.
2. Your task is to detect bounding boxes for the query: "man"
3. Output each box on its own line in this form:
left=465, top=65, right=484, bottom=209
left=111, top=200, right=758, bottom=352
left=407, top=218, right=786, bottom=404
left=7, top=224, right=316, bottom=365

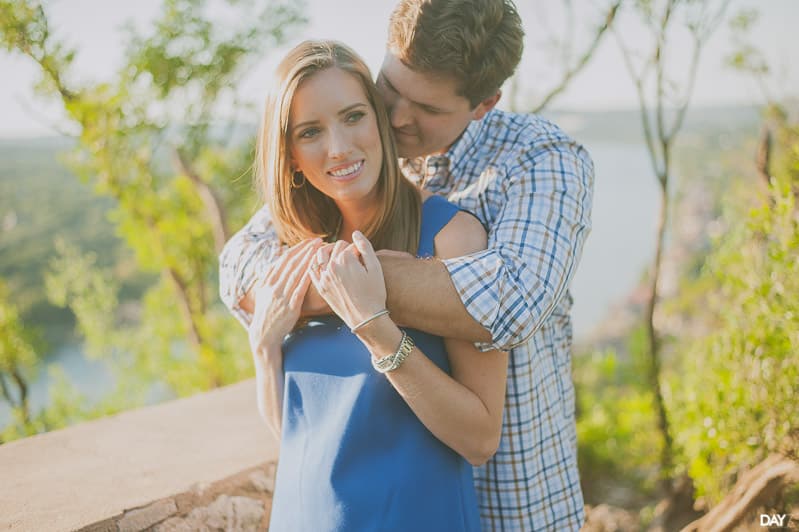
left=220, top=0, right=594, bottom=529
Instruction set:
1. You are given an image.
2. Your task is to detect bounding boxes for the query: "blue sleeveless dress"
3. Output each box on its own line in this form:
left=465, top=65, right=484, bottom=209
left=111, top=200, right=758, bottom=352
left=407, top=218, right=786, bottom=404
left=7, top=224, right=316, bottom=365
left=269, top=195, right=481, bottom=532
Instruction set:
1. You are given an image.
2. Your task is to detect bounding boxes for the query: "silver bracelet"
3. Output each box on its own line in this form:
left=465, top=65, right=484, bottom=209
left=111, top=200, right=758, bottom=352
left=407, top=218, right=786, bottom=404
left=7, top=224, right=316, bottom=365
left=350, top=309, right=390, bottom=333
left=371, top=331, right=415, bottom=373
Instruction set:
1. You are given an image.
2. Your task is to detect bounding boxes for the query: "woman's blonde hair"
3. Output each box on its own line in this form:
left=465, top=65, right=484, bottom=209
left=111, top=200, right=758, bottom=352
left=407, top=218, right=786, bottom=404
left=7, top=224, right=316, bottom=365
left=256, top=40, right=421, bottom=254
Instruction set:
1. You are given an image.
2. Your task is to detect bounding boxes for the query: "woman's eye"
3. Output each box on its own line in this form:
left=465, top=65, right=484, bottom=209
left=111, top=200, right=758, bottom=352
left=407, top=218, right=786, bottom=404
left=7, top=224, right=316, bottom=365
left=346, top=111, right=365, bottom=123
left=299, top=128, right=319, bottom=139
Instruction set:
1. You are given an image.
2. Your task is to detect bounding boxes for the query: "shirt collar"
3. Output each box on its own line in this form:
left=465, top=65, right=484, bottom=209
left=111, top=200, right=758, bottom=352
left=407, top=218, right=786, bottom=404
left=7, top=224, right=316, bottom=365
left=444, top=110, right=490, bottom=167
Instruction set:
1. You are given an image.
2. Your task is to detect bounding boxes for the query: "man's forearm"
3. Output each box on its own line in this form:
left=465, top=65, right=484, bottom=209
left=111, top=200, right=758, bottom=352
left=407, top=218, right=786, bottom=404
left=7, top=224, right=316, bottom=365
left=379, top=255, right=492, bottom=343
left=240, top=254, right=492, bottom=341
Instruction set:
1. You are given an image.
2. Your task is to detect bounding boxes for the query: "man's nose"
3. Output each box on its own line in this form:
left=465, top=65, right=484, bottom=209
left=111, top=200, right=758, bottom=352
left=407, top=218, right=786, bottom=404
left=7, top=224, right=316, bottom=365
left=328, top=126, right=353, bottom=159
left=389, top=97, right=413, bottom=130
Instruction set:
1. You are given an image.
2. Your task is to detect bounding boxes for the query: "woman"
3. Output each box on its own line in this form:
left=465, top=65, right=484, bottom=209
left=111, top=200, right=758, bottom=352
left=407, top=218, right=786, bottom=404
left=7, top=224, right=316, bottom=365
left=247, top=40, right=508, bottom=531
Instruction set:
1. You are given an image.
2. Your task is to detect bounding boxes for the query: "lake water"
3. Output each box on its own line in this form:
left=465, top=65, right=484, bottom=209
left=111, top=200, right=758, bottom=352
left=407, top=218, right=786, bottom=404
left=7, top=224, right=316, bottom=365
left=570, top=140, right=659, bottom=336
left=0, top=140, right=660, bottom=427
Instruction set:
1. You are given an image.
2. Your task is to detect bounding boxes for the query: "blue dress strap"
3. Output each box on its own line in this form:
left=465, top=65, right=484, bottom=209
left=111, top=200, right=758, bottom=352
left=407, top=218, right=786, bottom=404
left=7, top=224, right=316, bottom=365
left=417, top=194, right=460, bottom=257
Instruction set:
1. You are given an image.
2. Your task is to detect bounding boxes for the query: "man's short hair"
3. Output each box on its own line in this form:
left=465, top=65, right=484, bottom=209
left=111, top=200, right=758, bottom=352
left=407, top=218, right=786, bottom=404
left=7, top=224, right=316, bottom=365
left=388, top=0, right=524, bottom=108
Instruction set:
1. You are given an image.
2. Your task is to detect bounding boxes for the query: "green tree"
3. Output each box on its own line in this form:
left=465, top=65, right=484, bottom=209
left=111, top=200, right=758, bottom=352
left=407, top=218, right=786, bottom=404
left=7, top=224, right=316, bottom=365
left=0, top=0, right=306, bottom=437
left=670, top=108, right=799, bottom=506
left=0, top=279, right=40, bottom=437
left=613, top=0, right=732, bottom=491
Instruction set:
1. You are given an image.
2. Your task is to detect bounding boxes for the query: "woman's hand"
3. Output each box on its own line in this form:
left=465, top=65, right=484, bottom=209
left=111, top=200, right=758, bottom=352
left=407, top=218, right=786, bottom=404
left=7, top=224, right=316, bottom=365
left=310, top=231, right=387, bottom=329
left=248, top=239, right=322, bottom=356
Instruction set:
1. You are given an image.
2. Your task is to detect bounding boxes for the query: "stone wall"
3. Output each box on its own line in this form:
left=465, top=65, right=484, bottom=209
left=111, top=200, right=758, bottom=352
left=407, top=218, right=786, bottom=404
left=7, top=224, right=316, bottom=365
left=0, top=379, right=277, bottom=531
left=79, top=463, right=277, bottom=532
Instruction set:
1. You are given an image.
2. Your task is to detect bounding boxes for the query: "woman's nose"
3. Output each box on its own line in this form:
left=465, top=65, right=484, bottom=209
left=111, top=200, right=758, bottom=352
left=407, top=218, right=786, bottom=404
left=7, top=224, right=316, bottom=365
left=327, top=126, right=353, bottom=159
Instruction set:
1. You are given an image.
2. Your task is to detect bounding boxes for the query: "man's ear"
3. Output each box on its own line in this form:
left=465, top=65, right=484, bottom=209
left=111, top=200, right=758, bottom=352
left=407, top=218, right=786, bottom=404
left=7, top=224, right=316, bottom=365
left=471, top=90, right=502, bottom=121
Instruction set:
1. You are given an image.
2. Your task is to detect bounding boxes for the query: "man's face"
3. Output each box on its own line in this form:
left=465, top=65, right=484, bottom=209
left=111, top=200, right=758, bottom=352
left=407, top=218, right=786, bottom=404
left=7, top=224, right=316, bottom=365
left=377, top=52, right=494, bottom=159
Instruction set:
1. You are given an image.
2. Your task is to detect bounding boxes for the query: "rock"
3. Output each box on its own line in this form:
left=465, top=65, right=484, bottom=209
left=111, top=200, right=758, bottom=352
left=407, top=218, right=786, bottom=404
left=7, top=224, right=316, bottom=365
left=249, top=468, right=275, bottom=494
left=583, top=504, right=640, bottom=532
left=118, top=500, right=178, bottom=532
left=155, top=495, right=264, bottom=532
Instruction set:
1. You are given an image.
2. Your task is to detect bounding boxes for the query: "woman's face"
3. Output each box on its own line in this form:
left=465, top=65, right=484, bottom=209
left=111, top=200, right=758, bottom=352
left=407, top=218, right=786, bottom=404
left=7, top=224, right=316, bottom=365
left=289, top=67, right=383, bottom=210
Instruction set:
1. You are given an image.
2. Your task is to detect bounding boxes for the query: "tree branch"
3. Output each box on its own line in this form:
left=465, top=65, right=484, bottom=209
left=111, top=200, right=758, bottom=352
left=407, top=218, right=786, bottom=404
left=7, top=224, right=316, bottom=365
left=530, top=1, right=621, bottom=113
left=10, top=368, right=30, bottom=423
left=0, top=372, right=17, bottom=407
left=614, top=27, right=661, bottom=178
left=173, top=148, right=229, bottom=256
left=755, top=125, right=772, bottom=186
left=164, top=267, right=203, bottom=352
left=682, top=454, right=799, bottom=532
left=666, top=34, right=702, bottom=144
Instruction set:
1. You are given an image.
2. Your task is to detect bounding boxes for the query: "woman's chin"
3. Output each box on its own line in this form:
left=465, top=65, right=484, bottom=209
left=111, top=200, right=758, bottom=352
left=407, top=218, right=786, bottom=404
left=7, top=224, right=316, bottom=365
left=330, top=183, right=378, bottom=205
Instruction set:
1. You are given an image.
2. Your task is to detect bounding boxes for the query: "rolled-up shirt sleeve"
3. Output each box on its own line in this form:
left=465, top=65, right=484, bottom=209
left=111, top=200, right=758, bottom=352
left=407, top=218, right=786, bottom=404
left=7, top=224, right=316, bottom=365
left=441, top=137, right=594, bottom=352
left=219, top=204, right=283, bottom=329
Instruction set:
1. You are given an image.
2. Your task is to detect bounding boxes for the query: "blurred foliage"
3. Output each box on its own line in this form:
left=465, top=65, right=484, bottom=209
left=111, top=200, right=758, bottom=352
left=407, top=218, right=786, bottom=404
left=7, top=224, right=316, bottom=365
left=726, top=9, right=769, bottom=78
left=574, top=107, right=797, bottom=514
left=613, top=0, right=734, bottom=486
left=0, top=279, right=41, bottom=435
left=0, top=364, right=149, bottom=442
left=0, top=138, right=147, bottom=346
left=0, top=0, right=305, bottom=441
left=576, top=326, right=663, bottom=507
left=668, top=108, right=799, bottom=504
left=0, top=277, right=126, bottom=442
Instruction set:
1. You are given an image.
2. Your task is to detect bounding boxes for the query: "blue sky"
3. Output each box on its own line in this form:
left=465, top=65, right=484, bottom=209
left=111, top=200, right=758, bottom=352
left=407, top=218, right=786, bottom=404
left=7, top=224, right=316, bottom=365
left=1, top=0, right=796, bottom=138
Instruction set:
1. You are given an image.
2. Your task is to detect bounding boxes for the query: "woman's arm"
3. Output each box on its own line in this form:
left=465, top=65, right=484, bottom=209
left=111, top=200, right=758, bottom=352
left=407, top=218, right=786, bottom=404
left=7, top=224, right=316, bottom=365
left=251, top=344, right=285, bottom=439
left=358, top=212, right=507, bottom=466
left=356, top=317, right=507, bottom=466
left=247, top=239, right=321, bottom=439
left=311, top=216, right=507, bottom=466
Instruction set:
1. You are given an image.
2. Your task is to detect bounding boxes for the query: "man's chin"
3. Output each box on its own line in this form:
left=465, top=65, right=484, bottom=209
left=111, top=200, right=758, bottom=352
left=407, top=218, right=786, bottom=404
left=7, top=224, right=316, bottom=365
left=393, top=134, right=420, bottom=158
left=396, top=143, right=423, bottom=159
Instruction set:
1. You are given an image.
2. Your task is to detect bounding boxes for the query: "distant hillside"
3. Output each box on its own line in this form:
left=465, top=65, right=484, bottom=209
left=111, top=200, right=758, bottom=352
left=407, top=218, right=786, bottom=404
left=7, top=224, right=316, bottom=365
left=543, top=105, right=763, bottom=144
left=0, top=138, right=149, bottom=349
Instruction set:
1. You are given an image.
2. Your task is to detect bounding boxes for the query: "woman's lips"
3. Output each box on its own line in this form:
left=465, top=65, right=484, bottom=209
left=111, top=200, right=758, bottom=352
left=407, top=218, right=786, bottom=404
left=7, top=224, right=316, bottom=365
left=327, top=159, right=364, bottom=182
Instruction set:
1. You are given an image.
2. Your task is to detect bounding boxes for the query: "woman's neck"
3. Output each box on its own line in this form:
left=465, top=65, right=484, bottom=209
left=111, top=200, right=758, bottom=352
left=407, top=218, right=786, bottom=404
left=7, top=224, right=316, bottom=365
left=336, top=199, right=376, bottom=243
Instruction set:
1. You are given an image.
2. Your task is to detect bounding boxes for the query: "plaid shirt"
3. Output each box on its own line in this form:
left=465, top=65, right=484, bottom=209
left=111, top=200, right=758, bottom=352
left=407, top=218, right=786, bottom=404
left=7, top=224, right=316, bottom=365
left=219, top=109, right=594, bottom=531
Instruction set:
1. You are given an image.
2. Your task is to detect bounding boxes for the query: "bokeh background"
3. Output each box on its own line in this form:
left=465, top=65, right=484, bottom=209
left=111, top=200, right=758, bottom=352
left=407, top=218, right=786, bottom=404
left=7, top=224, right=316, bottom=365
left=1, top=0, right=797, bottom=529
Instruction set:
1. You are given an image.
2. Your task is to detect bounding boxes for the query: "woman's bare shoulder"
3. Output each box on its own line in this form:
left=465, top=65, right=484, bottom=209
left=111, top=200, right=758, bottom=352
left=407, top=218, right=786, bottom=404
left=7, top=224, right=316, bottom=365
left=434, top=210, right=487, bottom=260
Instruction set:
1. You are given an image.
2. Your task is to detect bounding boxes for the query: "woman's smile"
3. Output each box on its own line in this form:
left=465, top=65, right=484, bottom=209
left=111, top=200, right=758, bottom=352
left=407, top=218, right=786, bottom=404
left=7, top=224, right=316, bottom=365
left=327, top=159, right=365, bottom=182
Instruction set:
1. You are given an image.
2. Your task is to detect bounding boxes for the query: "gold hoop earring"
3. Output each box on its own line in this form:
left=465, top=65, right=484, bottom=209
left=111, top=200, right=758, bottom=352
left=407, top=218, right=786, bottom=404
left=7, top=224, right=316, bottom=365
left=291, top=170, right=306, bottom=189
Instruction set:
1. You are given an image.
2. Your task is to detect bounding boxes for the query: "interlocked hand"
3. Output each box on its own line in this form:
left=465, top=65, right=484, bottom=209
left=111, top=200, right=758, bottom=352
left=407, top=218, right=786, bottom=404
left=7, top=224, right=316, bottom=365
left=310, top=231, right=387, bottom=329
left=248, top=239, right=322, bottom=356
